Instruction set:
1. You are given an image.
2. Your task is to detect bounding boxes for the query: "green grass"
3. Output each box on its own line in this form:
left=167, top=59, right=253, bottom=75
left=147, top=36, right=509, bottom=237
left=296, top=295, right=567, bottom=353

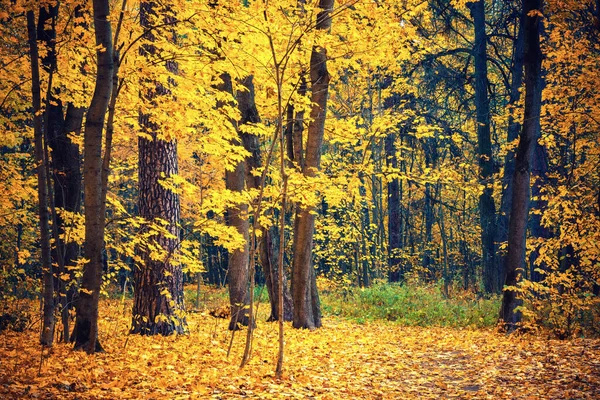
left=320, top=283, right=500, bottom=328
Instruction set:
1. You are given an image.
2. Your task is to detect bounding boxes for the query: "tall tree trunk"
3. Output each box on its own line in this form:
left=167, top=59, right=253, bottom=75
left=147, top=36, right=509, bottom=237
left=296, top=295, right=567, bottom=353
left=495, top=15, right=524, bottom=293
left=500, top=0, right=543, bottom=331
left=291, top=0, right=334, bottom=329
left=238, top=76, right=294, bottom=322
left=73, top=0, right=113, bottom=353
left=385, top=133, right=403, bottom=282
left=468, top=0, right=497, bottom=294
left=27, top=9, right=55, bottom=347
left=38, top=3, right=84, bottom=343
left=132, top=0, right=186, bottom=336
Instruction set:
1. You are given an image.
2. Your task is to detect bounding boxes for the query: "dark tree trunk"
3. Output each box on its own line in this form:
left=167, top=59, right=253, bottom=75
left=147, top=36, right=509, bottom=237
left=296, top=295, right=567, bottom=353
left=422, top=138, right=437, bottom=280
left=27, top=9, right=55, bottom=347
left=38, top=4, right=84, bottom=344
left=132, top=137, right=186, bottom=335
left=73, top=0, right=113, bottom=353
left=385, top=132, right=402, bottom=282
left=468, top=0, right=497, bottom=294
left=291, top=0, right=334, bottom=329
left=495, top=15, right=525, bottom=293
left=132, top=0, right=186, bottom=336
left=500, top=0, right=543, bottom=331
left=528, top=143, right=550, bottom=282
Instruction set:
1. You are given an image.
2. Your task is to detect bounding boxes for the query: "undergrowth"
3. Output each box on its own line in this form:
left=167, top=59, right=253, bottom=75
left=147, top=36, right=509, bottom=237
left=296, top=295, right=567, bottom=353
left=319, top=282, right=500, bottom=328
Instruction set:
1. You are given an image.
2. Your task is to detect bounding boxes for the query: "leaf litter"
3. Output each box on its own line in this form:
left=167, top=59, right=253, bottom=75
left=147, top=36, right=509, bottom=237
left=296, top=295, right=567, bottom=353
left=1, top=300, right=598, bottom=399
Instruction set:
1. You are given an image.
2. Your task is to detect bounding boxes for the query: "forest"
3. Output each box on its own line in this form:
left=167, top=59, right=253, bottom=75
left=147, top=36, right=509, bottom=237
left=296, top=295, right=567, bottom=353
left=1, top=0, right=599, bottom=398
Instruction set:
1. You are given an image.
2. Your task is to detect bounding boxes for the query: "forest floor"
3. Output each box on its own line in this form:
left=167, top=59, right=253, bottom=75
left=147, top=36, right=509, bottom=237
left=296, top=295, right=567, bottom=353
left=1, top=296, right=599, bottom=399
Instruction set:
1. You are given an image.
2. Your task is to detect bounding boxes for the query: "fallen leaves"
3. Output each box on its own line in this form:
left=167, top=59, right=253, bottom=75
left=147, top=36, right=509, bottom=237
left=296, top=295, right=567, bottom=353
left=0, top=300, right=599, bottom=399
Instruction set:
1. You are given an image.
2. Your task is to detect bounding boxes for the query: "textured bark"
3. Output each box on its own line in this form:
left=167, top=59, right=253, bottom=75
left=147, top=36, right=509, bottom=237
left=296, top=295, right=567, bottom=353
left=495, top=16, right=524, bottom=293
left=131, top=0, right=186, bottom=336
left=73, top=0, right=113, bottom=353
left=500, top=0, right=543, bottom=331
left=132, top=137, right=186, bottom=335
left=468, top=0, right=497, bottom=294
left=27, top=10, right=55, bottom=347
left=385, top=133, right=402, bottom=282
left=291, top=0, right=334, bottom=329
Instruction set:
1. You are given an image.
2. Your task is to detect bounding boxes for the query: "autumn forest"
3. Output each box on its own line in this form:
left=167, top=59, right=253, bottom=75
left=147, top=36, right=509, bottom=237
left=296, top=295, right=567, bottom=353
left=1, top=0, right=600, bottom=398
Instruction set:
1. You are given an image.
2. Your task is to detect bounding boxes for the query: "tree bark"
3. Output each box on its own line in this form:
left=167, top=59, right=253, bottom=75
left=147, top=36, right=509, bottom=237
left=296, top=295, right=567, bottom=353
left=27, top=9, right=55, bottom=347
left=291, top=0, right=334, bottom=329
left=131, top=0, right=186, bottom=336
left=133, top=137, right=186, bottom=335
left=385, top=132, right=403, bottom=282
left=500, top=0, right=543, bottom=331
left=73, top=0, right=113, bottom=353
left=468, top=0, right=497, bottom=294
left=495, top=15, right=524, bottom=294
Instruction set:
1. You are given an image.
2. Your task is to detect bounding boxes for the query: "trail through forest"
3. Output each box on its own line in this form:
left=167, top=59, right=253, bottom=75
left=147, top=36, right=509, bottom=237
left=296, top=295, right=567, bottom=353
left=1, top=301, right=598, bottom=399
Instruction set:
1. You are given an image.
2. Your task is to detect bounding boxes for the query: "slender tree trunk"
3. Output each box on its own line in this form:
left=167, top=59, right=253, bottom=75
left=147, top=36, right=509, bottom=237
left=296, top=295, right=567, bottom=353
left=385, top=133, right=402, bottom=282
left=213, top=73, right=250, bottom=331
left=468, top=0, right=497, bottom=294
left=495, top=15, right=524, bottom=293
left=27, top=9, right=55, bottom=347
left=38, top=4, right=84, bottom=343
left=132, top=0, right=186, bottom=336
left=291, top=0, right=334, bottom=329
left=500, top=0, right=543, bottom=331
left=73, top=0, right=113, bottom=353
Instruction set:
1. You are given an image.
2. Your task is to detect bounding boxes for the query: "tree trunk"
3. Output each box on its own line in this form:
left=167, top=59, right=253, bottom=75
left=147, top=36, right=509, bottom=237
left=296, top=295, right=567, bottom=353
left=132, top=0, right=186, bottom=336
left=27, top=9, right=55, bottom=347
left=385, top=133, right=403, bottom=282
left=73, top=0, right=113, bottom=353
left=468, top=0, right=497, bottom=294
left=132, top=137, right=186, bottom=335
left=38, top=4, right=84, bottom=343
left=495, top=15, right=524, bottom=294
left=500, top=0, right=543, bottom=331
left=291, top=0, right=334, bottom=329
left=528, top=143, right=550, bottom=282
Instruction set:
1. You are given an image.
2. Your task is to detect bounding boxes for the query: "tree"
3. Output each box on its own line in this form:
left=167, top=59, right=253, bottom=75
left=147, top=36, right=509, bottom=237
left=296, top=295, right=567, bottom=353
left=38, top=2, right=84, bottom=343
left=26, top=8, right=54, bottom=347
left=72, top=0, right=113, bottom=353
left=495, top=9, right=524, bottom=297
left=467, top=0, right=497, bottom=294
left=386, top=131, right=403, bottom=283
left=500, top=0, right=544, bottom=331
left=291, top=0, right=335, bottom=329
left=131, top=0, right=187, bottom=336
